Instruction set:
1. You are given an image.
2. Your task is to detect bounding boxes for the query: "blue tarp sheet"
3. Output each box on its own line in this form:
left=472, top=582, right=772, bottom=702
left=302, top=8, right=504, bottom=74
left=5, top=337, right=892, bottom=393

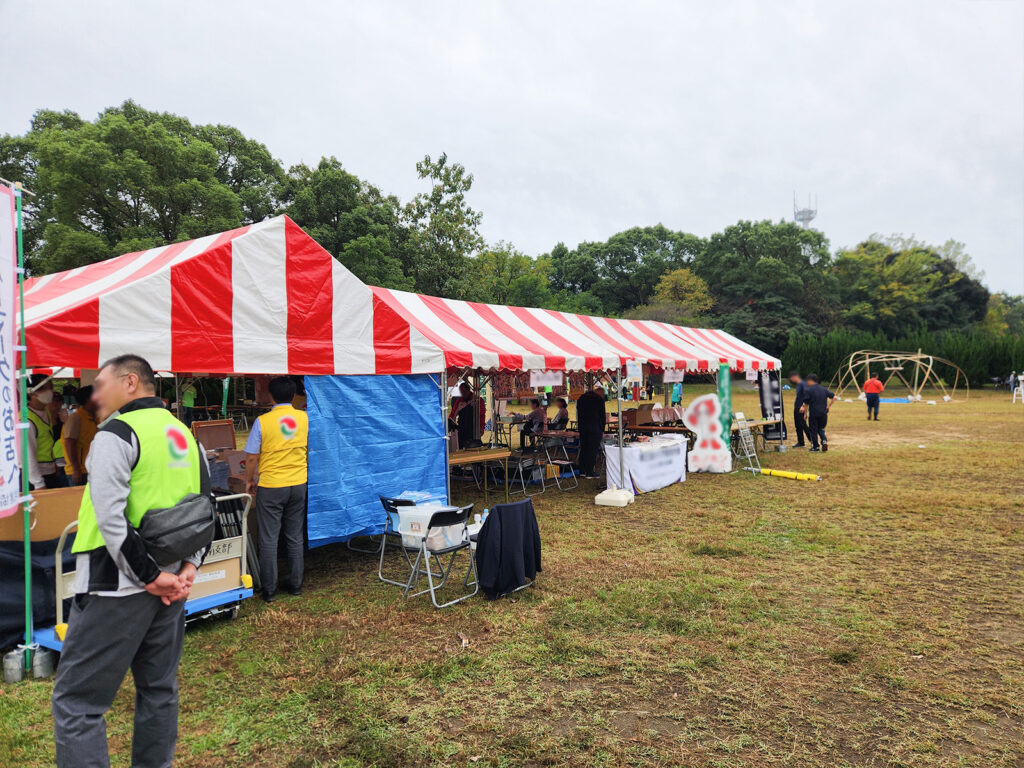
left=305, top=374, right=447, bottom=548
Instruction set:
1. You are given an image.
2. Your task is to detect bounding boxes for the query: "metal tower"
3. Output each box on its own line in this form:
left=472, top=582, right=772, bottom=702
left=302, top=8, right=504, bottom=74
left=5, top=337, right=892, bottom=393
left=793, top=192, right=818, bottom=228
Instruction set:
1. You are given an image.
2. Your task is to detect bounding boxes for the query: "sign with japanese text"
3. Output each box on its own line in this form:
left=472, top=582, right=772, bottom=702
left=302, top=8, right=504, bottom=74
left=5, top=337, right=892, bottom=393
left=0, top=187, right=20, bottom=518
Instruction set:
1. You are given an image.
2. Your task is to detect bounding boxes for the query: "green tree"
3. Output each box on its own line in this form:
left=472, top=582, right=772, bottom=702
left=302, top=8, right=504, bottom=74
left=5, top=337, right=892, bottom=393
left=833, top=238, right=988, bottom=336
left=278, top=157, right=413, bottom=289
left=1, top=101, right=283, bottom=274
left=404, top=153, right=483, bottom=298
left=692, top=220, right=838, bottom=354
left=625, top=268, right=713, bottom=326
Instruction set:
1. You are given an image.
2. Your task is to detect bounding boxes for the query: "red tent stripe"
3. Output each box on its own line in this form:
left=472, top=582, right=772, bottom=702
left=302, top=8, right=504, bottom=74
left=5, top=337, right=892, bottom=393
left=371, top=294, right=412, bottom=374
left=284, top=219, right=334, bottom=374
left=170, top=241, right=234, bottom=372
left=371, top=288, right=476, bottom=370
left=415, top=294, right=522, bottom=370
left=503, top=306, right=606, bottom=370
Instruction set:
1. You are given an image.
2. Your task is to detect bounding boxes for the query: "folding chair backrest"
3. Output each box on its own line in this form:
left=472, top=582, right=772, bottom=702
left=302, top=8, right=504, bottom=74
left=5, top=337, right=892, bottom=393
left=488, top=498, right=535, bottom=520
left=427, top=504, right=473, bottom=530
left=380, top=495, right=416, bottom=529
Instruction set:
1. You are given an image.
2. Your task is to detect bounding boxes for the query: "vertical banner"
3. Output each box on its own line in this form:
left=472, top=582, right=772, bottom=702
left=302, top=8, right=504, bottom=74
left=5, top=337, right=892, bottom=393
left=0, top=187, right=19, bottom=518
left=757, top=370, right=787, bottom=442
left=717, top=362, right=732, bottom=454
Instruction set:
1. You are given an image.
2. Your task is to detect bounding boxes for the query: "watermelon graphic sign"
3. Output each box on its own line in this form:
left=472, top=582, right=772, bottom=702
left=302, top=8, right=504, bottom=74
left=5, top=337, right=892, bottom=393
left=279, top=415, right=298, bottom=439
left=165, top=425, right=190, bottom=461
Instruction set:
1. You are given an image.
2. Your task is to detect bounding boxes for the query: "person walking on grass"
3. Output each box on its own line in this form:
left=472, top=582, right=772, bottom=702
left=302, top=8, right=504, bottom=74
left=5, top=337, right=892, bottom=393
left=52, top=354, right=206, bottom=768
left=863, top=372, right=884, bottom=421
left=245, top=376, right=308, bottom=602
left=801, top=374, right=836, bottom=453
left=787, top=371, right=811, bottom=448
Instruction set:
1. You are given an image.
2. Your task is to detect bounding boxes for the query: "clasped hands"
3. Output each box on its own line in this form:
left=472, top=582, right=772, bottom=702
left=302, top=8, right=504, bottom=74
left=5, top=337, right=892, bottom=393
left=145, top=563, right=198, bottom=606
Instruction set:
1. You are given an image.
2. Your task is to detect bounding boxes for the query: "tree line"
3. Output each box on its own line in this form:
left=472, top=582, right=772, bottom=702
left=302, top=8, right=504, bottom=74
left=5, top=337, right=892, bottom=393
left=2, top=101, right=1021, bottom=378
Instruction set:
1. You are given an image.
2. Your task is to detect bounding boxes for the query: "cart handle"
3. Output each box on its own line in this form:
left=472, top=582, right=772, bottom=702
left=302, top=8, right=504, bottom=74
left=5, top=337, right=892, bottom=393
left=54, top=520, right=79, bottom=628
left=213, top=493, right=253, bottom=582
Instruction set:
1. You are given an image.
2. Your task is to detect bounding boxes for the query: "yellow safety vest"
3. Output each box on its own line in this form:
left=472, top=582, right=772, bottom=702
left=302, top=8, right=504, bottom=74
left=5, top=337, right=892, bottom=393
left=27, top=409, right=56, bottom=464
left=255, top=405, right=308, bottom=488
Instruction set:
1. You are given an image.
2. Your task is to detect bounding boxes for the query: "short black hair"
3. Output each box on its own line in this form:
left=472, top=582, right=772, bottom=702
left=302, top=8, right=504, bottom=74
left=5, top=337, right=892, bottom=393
left=101, top=354, right=156, bottom=391
left=29, top=373, right=52, bottom=390
left=74, top=385, right=93, bottom=406
left=556, top=397, right=567, bottom=407
left=787, top=371, right=801, bottom=379
left=531, top=398, right=541, bottom=408
left=269, top=376, right=296, bottom=404
left=806, top=373, right=819, bottom=384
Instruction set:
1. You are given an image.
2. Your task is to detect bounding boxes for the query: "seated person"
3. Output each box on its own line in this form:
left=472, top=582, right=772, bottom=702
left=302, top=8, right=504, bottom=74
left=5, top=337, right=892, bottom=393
left=520, top=398, right=547, bottom=449
left=548, top=397, right=569, bottom=430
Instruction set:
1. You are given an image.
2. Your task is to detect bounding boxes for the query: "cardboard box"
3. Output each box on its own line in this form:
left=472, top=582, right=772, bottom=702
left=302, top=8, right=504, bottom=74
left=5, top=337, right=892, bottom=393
left=190, top=551, right=242, bottom=600
left=227, top=474, right=247, bottom=494
left=0, top=486, right=84, bottom=542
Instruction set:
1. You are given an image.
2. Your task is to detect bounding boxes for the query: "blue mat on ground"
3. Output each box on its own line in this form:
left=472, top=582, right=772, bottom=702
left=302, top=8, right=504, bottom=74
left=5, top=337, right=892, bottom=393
left=305, top=374, right=447, bottom=548
left=878, top=398, right=911, bottom=403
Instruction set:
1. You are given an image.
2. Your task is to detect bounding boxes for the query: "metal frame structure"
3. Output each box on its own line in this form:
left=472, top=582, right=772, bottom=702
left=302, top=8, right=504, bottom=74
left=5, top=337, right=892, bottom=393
left=832, top=349, right=968, bottom=401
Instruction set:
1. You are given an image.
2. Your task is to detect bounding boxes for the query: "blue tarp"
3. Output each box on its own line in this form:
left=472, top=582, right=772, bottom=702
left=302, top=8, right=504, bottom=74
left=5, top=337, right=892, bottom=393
left=305, top=374, right=447, bottom=548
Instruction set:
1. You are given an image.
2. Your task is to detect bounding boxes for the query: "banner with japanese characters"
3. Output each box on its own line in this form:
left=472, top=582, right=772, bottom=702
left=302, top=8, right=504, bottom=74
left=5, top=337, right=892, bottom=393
left=0, top=187, right=20, bottom=518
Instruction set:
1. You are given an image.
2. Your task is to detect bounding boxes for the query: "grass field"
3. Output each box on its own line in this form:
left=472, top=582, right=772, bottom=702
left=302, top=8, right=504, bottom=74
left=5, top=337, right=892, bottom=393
left=2, top=387, right=1022, bottom=767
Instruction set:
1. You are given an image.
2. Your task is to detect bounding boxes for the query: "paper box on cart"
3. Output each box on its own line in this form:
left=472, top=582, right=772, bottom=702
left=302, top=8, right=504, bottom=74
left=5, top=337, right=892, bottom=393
left=227, top=474, right=247, bottom=494
left=189, top=552, right=242, bottom=600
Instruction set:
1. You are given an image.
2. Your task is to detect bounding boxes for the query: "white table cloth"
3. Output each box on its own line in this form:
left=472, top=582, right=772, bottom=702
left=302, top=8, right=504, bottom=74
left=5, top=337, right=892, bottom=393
left=604, top=435, right=687, bottom=493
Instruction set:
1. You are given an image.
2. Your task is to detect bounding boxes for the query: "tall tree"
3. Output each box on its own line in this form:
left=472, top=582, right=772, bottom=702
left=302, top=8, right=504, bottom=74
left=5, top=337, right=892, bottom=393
left=0, top=100, right=283, bottom=274
left=692, top=220, right=838, bottom=354
left=404, top=153, right=483, bottom=298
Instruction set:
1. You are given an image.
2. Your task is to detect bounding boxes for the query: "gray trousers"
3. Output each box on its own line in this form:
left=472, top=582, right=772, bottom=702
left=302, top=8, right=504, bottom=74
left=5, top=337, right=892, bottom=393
left=256, top=483, right=307, bottom=594
left=52, top=590, right=185, bottom=768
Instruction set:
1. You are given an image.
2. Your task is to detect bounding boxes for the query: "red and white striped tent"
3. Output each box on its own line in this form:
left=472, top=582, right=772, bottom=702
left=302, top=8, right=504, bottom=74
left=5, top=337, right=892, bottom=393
left=21, top=214, right=779, bottom=376
left=21, top=215, right=444, bottom=375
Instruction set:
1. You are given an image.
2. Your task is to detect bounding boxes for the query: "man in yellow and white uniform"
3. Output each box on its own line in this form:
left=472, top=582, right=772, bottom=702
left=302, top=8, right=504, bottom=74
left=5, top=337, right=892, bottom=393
left=244, top=376, right=308, bottom=602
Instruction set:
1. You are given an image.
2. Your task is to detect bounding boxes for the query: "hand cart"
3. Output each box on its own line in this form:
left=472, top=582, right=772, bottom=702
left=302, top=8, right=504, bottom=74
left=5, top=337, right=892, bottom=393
left=35, top=493, right=255, bottom=653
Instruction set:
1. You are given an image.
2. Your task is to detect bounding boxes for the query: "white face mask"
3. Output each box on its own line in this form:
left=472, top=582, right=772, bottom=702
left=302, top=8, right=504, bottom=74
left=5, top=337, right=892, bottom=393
left=35, top=390, right=54, bottom=405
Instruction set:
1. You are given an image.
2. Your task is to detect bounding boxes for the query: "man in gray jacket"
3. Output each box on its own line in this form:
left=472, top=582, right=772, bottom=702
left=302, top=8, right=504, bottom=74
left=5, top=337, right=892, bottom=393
left=51, top=354, right=207, bottom=768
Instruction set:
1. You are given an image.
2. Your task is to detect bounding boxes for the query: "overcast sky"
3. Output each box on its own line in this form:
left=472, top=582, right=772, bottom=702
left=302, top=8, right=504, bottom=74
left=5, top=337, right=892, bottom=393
left=3, top=0, right=1022, bottom=292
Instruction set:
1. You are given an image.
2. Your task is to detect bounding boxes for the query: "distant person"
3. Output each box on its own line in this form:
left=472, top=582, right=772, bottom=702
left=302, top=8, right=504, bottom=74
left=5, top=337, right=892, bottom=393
left=245, top=376, right=309, bottom=602
left=801, top=374, right=836, bottom=452
left=62, top=386, right=99, bottom=486
left=180, top=379, right=197, bottom=427
left=450, top=382, right=485, bottom=449
left=26, top=374, right=63, bottom=489
left=670, top=381, right=682, bottom=407
left=549, top=397, right=569, bottom=430
left=787, top=371, right=811, bottom=448
left=575, top=385, right=607, bottom=478
left=645, top=381, right=654, bottom=401
left=520, top=398, right=547, bottom=449
left=862, top=372, right=884, bottom=421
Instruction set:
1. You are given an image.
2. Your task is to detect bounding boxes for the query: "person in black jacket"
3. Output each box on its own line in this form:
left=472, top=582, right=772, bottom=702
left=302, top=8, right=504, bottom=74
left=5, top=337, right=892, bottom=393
left=801, top=374, right=836, bottom=452
left=575, top=384, right=606, bottom=479
left=788, top=371, right=811, bottom=448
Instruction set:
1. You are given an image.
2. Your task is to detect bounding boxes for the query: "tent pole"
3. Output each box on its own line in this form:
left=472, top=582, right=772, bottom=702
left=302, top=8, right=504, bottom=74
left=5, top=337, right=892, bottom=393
left=441, top=370, right=449, bottom=504
left=15, top=183, right=33, bottom=672
left=616, top=368, right=624, bottom=491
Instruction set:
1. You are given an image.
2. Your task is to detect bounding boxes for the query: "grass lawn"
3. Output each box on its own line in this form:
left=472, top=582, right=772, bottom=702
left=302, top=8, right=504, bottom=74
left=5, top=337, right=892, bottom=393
left=2, top=387, right=1022, bottom=767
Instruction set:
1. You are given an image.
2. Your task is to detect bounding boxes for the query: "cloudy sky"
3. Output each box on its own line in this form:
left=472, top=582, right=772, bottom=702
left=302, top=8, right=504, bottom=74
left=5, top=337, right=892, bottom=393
left=3, top=0, right=1022, bottom=292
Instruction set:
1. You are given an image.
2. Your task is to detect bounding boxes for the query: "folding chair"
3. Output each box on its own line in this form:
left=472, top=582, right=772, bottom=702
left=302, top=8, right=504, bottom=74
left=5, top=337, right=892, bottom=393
left=404, top=504, right=479, bottom=608
left=376, top=496, right=417, bottom=586
left=542, top=436, right=578, bottom=491
left=509, top=450, right=546, bottom=496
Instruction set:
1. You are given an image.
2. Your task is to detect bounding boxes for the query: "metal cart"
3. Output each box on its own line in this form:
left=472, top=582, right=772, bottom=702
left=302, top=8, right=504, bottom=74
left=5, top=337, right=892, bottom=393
left=35, top=493, right=255, bottom=653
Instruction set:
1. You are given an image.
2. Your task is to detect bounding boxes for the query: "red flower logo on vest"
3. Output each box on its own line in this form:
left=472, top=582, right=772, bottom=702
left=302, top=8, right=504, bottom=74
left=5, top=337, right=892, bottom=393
left=165, top=425, right=190, bottom=460
left=279, top=415, right=298, bottom=439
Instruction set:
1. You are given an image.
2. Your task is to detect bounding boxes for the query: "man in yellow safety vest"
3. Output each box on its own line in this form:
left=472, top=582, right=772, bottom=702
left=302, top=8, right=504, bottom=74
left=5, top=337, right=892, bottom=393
left=244, top=376, right=308, bottom=602
left=51, top=354, right=206, bottom=768
left=26, top=373, right=64, bottom=489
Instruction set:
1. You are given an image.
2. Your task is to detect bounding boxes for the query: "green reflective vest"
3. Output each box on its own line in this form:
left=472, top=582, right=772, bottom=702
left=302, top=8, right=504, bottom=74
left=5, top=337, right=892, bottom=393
left=27, top=409, right=57, bottom=464
left=73, top=406, right=201, bottom=554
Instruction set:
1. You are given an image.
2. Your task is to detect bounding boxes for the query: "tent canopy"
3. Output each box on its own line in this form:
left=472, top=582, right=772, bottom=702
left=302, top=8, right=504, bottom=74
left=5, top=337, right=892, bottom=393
left=21, top=215, right=778, bottom=376
left=20, top=215, right=435, bottom=375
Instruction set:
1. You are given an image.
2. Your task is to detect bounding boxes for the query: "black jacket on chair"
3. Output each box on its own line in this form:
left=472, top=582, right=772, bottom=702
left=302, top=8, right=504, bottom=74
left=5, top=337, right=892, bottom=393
left=474, top=499, right=542, bottom=599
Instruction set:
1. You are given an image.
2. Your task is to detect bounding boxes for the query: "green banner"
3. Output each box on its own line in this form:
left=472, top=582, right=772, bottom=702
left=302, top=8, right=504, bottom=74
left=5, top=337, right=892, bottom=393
left=717, top=363, right=732, bottom=447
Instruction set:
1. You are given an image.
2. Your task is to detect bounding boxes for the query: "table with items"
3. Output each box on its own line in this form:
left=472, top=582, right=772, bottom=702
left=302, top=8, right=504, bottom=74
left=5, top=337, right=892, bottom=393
left=448, top=447, right=511, bottom=503
left=604, top=434, right=688, bottom=494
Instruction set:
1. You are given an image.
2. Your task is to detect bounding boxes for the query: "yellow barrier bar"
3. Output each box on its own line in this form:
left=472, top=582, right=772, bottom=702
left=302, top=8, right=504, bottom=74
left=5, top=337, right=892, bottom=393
left=759, top=468, right=821, bottom=482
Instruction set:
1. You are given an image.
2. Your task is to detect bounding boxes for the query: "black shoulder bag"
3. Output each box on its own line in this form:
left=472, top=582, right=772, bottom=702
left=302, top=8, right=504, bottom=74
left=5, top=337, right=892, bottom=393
left=137, top=455, right=217, bottom=565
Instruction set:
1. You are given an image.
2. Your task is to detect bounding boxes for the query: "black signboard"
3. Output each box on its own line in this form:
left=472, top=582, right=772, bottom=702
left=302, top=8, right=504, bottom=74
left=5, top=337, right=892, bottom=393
left=757, top=370, right=787, bottom=442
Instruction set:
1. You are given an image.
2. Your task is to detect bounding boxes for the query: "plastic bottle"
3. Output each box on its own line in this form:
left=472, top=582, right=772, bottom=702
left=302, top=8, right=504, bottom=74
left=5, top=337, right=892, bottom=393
left=482, top=508, right=489, bottom=524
